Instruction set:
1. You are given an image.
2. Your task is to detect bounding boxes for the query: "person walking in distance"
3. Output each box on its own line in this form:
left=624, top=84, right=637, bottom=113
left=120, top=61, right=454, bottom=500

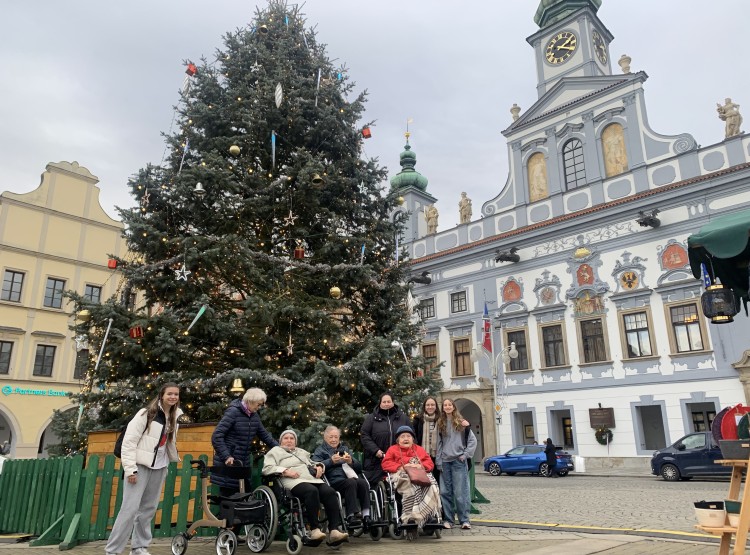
left=545, top=438, right=558, bottom=478
left=105, top=383, right=182, bottom=555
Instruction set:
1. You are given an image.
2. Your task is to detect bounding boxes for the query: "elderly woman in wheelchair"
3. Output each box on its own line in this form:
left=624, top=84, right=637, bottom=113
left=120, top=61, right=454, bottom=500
left=262, top=429, right=349, bottom=546
left=312, top=425, right=372, bottom=531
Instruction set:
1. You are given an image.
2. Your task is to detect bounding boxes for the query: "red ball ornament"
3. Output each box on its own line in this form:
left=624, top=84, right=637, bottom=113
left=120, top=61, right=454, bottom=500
left=129, top=325, right=144, bottom=339
left=185, top=63, right=197, bottom=76
left=361, top=127, right=372, bottom=139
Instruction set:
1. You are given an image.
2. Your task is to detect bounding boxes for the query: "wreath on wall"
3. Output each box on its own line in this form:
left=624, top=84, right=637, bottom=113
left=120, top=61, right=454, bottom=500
left=595, top=427, right=614, bottom=445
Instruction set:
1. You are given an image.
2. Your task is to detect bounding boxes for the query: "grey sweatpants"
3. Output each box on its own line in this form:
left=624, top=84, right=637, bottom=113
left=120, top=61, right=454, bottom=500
left=105, top=465, right=167, bottom=555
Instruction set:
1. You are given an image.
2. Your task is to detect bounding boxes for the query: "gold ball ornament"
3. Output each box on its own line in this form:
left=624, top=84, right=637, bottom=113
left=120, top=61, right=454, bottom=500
left=77, top=309, right=91, bottom=322
left=397, top=196, right=405, bottom=205
left=329, top=286, right=342, bottom=299
left=229, top=145, right=241, bottom=156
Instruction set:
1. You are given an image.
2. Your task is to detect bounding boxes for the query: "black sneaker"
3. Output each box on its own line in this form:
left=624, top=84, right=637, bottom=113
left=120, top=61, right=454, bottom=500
left=362, top=516, right=372, bottom=531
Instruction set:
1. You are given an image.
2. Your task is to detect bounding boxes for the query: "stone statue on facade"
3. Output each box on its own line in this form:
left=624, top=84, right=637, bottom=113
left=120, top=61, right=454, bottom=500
left=602, top=124, right=628, bottom=177
left=425, top=204, right=439, bottom=234
left=717, top=98, right=743, bottom=138
left=459, top=192, right=472, bottom=224
left=528, top=153, right=549, bottom=202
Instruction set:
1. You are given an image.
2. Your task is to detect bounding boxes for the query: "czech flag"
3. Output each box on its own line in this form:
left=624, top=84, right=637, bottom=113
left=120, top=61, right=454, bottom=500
left=482, top=302, right=492, bottom=353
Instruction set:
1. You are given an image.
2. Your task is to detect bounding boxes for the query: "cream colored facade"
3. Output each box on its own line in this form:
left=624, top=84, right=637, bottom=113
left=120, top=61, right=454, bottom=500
left=0, top=161, right=126, bottom=458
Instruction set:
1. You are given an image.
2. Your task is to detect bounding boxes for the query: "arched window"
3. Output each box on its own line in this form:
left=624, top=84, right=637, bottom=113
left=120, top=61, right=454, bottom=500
left=562, top=139, right=586, bottom=189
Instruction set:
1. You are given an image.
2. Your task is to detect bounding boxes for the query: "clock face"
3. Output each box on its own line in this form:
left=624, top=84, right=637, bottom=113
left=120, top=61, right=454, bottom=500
left=592, top=30, right=607, bottom=64
left=545, top=31, right=578, bottom=65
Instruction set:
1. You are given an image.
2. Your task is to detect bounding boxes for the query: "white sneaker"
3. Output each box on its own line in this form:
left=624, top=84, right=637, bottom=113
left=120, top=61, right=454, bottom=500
left=130, top=549, right=152, bottom=555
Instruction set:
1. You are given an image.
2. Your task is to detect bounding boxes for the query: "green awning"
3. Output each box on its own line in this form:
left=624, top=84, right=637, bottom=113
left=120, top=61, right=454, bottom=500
left=688, top=208, right=750, bottom=308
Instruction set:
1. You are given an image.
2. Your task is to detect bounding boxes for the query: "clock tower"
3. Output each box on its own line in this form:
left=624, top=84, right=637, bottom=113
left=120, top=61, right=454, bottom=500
left=528, top=0, right=614, bottom=98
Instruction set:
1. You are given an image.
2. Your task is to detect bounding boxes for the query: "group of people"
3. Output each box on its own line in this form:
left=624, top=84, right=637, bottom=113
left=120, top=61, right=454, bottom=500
left=104, top=385, right=477, bottom=555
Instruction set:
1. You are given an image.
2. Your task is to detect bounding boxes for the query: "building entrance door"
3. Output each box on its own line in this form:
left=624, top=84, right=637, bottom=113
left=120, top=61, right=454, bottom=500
left=637, top=405, right=666, bottom=451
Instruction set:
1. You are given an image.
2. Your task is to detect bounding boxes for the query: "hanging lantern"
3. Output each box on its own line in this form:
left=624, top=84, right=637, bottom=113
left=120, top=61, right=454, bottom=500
left=329, top=286, right=341, bottom=299
left=107, top=258, right=118, bottom=269
left=185, top=63, right=197, bottom=76
left=294, top=247, right=305, bottom=259
left=230, top=378, right=244, bottom=394
left=361, top=127, right=372, bottom=139
left=701, top=283, right=739, bottom=324
left=129, top=325, right=144, bottom=339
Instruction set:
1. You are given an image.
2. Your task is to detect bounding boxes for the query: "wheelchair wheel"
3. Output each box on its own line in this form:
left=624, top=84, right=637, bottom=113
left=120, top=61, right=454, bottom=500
left=252, top=485, right=279, bottom=551
left=215, top=529, right=237, bottom=555
left=245, top=525, right=269, bottom=553
left=388, top=522, right=404, bottom=540
left=286, top=534, right=303, bottom=555
left=171, top=532, right=189, bottom=555
left=433, top=528, right=442, bottom=539
left=369, top=525, right=384, bottom=541
left=351, top=526, right=364, bottom=538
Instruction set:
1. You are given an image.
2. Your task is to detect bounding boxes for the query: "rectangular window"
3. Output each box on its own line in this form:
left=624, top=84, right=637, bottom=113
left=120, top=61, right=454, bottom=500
left=421, top=343, right=438, bottom=373
left=450, top=291, right=467, bottom=313
left=0, top=341, right=12, bottom=374
left=542, top=324, right=566, bottom=367
left=670, top=303, right=704, bottom=352
left=623, top=311, right=653, bottom=358
left=84, top=284, right=102, bottom=304
left=452, top=338, right=472, bottom=377
left=74, top=349, right=89, bottom=380
left=43, top=278, right=66, bottom=309
left=33, top=345, right=56, bottom=377
left=580, top=318, right=607, bottom=363
left=1, top=270, right=25, bottom=302
left=419, top=298, right=435, bottom=320
left=506, top=330, right=529, bottom=371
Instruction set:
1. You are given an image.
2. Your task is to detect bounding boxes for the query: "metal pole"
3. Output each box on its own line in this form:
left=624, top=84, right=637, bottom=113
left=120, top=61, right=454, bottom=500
left=489, top=324, right=502, bottom=455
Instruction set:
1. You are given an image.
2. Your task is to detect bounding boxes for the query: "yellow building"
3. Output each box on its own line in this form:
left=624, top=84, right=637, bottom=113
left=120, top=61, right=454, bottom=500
left=0, top=161, right=126, bottom=458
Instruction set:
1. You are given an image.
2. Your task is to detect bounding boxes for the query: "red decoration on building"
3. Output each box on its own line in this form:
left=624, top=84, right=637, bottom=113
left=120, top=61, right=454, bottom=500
left=185, top=63, right=197, bottom=76
left=576, top=264, right=594, bottom=286
left=361, top=127, right=372, bottom=139
left=107, top=258, right=118, bottom=269
left=293, top=247, right=305, bottom=259
left=129, top=325, right=144, bottom=339
left=662, top=244, right=688, bottom=270
left=503, top=281, right=522, bottom=302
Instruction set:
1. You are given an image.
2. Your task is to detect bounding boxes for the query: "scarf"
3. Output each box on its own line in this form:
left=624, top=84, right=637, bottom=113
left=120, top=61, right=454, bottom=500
left=421, top=413, right=438, bottom=457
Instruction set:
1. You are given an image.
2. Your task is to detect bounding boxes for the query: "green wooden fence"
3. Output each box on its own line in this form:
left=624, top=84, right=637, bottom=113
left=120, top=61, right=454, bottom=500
left=0, top=453, right=485, bottom=549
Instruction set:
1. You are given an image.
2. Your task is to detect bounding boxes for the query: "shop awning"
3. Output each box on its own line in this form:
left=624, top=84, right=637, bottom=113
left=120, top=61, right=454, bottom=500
left=688, top=208, right=750, bottom=309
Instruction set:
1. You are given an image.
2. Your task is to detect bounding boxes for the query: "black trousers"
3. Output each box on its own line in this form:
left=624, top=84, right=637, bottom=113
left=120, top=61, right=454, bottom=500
left=290, top=482, right=342, bottom=530
left=331, top=477, right=370, bottom=516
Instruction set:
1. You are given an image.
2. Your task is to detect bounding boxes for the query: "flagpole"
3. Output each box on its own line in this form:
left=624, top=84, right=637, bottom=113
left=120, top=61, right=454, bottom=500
left=489, top=316, right=502, bottom=455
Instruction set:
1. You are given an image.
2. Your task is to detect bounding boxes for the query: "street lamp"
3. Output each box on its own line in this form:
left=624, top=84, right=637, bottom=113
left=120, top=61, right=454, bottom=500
left=471, top=341, right=518, bottom=454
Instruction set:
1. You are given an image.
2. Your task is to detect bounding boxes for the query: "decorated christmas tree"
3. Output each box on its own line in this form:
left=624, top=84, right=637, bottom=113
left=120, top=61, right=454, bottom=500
left=50, top=0, right=438, bottom=455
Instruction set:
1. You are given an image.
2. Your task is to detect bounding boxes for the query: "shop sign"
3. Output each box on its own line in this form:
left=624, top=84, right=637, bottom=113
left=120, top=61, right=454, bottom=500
left=1, top=385, right=71, bottom=397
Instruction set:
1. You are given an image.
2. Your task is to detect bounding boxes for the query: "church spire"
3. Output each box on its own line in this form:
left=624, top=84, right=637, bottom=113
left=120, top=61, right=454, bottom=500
left=534, top=0, right=602, bottom=29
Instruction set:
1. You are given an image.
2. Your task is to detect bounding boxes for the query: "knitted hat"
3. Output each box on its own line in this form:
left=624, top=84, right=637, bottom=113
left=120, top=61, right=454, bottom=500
left=280, top=429, right=298, bottom=443
left=395, top=425, right=416, bottom=439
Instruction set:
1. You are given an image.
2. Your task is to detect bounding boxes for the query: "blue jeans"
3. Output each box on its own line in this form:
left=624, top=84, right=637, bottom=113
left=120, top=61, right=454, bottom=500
left=439, top=459, right=470, bottom=524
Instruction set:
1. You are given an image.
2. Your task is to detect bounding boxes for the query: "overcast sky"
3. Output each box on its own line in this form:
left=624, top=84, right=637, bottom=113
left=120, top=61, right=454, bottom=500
left=2, top=1, right=748, bottom=228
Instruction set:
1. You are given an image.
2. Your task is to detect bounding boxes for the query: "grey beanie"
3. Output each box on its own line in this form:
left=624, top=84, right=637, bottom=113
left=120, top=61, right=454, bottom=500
left=280, top=429, right=298, bottom=443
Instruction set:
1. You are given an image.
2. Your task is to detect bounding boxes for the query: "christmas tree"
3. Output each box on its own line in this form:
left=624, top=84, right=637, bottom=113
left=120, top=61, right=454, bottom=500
left=51, top=0, right=438, bottom=455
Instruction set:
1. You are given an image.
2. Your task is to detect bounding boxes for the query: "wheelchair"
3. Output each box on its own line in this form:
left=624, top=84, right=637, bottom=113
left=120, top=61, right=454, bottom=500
left=264, top=475, right=348, bottom=555
left=323, top=474, right=384, bottom=541
left=375, top=472, right=443, bottom=542
left=171, top=460, right=278, bottom=555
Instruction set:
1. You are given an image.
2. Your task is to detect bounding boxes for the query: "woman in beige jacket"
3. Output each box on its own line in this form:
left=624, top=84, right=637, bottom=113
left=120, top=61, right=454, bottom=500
left=106, top=383, right=182, bottom=555
left=262, top=430, right=348, bottom=543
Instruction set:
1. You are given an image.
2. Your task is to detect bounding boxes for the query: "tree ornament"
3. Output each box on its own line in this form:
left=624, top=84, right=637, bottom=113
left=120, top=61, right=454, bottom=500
left=361, top=127, right=372, bottom=139
left=140, top=191, right=151, bottom=209
left=185, top=63, right=197, bottom=76
left=186, top=304, right=208, bottom=332
left=193, top=182, right=206, bottom=197
left=129, top=325, right=144, bottom=339
left=284, top=210, right=299, bottom=226
left=175, top=265, right=191, bottom=281
left=107, top=258, right=118, bottom=269
left=258, top=24, right=269, bottom=35
left=229, top=145, right=241, bottom=156
left=77, top=309, right=91, bottom=323
left=311, top=173, right=323, bottom=186
left=329, top=286, right=342, bottom=299
left=293, top=246, right=305, bottom=259
left=275, top=83, right=283, bottom=108
left=397, top=196, right=405, bottom=205
left=595, top=427, right=613, bottom=445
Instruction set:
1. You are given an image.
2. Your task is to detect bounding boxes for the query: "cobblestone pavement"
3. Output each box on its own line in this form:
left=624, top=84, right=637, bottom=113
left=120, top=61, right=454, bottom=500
left=0, top=472, right=739, bottom=554
left=472, top=471, right=732, bottom=536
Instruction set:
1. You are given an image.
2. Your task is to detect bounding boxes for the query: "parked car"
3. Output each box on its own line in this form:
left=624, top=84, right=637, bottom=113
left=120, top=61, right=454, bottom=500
left=650, top=431, right=731, bottom=481
left=483, top=444, right=575, bottom=477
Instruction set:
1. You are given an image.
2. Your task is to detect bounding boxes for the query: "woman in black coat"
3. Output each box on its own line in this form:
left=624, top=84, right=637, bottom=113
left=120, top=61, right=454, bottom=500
left=360, top=392, right=410, bottom=483
left=544, top=437, right=558, bottom=478
left=211, top=388, right=278, bottom=496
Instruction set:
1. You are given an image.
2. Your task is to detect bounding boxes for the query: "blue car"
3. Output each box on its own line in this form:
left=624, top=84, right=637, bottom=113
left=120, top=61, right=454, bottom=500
left=650, top=431, right=731, bottom=481
left=483, top=444, right=575, bottom=477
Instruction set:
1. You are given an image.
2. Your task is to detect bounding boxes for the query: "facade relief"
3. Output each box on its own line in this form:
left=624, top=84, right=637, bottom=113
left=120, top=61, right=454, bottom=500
left=533, top=270, right=563, bottom=308
left=611, top=251, right=648, bottom=293
left=527, top=152, right=549, bottom=202
left=602, top=123, right=628, bottom=177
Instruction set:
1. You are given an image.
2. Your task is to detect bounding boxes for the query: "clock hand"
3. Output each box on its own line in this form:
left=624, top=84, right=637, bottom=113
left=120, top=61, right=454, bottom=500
left=556, top=44, right=575, bottom=51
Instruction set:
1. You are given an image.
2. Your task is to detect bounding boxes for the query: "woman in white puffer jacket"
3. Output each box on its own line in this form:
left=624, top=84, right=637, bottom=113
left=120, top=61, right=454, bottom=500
left=105, top=383, right=182, bottom=555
